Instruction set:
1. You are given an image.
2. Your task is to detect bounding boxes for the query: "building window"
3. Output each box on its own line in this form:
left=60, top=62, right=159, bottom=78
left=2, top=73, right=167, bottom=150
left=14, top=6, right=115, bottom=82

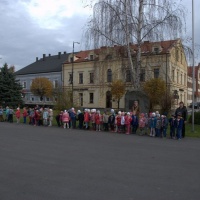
left=176, top=49, right=179, bottom=62
left=181, top=51, right=183, bottom=64
left=107, top=69, right=112, bottom=82
left=89, top=93, right=94, bottom=103
left=90, top=55, right=94, bottom=60
left=70, top=57, right=73, bottom=62
left=172, top=70, right=175, bottom=82
left=154, top=47, right=159, bottom=53
left=89, top=73, right=94, bottom=83
left=177, top=72, right=179, bottom=83
left=69, top=74, right=72, bottom=84
left=31, top=97, right=34, bottom=101
left=79, top=93, right=83, bottom=106
left=181, top=74, right=183, bottom=85
left=53, top=80, right=58, bottom=88
left=22, top=81, right=26, bottom=88
left=154, top=68, right=159, bottom=78
left=140, top=69, right=145, bottom=82
left=79, top=73, right=83, bottom=84
left=46, top=97, right=50, bottom=102
left=126, top=70, right=131, bottom=82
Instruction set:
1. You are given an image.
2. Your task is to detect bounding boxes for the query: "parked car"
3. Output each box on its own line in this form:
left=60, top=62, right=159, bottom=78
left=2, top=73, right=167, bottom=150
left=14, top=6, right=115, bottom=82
left=189, top=103, right=200, bottom=109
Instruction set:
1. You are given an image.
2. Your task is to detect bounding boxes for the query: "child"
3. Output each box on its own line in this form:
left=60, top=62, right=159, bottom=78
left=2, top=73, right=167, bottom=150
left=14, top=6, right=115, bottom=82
left=43, top=108, right=49, bottom=126
left=155, top=114, right=161, bottom=137
left=108, top=109, right=115, bottom=132
left=116, top=111, right=122, bottom=133
left=131, top=111, right=138, bottom=134
left=84, top=109, right=90, bottom=130
left=0, top=106, right=4, bottom=122
left=121, top=112, right=125, bottom=133
left=48, top=109, right=53, bottom=126
left=144, top=113, right=149, bottom=135
left=77, top=110, right=84, bottom=129
left=15, top=107, right=21, bottom=124
left=34, top=110, right=40, bottom=126
left=176, top=113, right=184, bottom=140
left=22, top=107, right=28, bottom=124
left=161, top=114, right=168, bottom=138
left=62, top=110, right=70, bottom=129
left=169, top=114, right=176, bottom=139
left=90, top=109, right=96, bottom=131
left=8, top=107, right=14, bottom=123
left=150, top=112, right=157, bottom=137
left=138, top=113, right=146, bottom=135
left=125, top=112, right=132, bottom=134
left=103, top=110, right=109, bottom=131
left=95, top=110, right=102, bottom=131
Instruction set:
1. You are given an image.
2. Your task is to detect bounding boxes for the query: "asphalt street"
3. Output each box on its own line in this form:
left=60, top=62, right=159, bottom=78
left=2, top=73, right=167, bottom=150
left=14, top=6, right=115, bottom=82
left=0, top=122, right=200, bottom=200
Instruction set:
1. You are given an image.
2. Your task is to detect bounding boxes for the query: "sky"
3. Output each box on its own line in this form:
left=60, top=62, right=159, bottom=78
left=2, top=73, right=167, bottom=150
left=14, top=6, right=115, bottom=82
left=0, top=0, right=199, bottom=71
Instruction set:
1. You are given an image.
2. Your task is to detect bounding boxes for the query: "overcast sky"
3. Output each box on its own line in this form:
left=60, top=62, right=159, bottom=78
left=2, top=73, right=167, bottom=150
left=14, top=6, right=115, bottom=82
left=0, top=0, right=199, bottom=71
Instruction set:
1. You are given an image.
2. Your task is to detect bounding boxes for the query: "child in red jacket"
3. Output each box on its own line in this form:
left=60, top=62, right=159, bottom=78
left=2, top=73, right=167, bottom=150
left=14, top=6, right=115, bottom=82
left=95, top=110, right=102, bottom=131
left=139, top=113, right=146, bottom=135
left=125, top=112, right=132, bottom=134
left=15, top=108, right=21, bottom=124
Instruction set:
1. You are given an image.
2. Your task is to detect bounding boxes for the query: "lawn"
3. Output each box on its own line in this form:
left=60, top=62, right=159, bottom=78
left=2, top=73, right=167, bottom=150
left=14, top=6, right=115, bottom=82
left=185, top=123, right=200, bottom=138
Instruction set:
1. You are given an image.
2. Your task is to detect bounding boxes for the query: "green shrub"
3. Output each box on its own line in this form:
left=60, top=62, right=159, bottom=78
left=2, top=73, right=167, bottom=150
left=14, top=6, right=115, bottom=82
left=188, top=111, right=200, bottom=125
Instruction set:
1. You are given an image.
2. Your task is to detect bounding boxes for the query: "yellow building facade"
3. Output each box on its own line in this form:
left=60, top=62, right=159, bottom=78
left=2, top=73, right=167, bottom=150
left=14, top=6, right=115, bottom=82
left=63, top=39, right=188, bottom=111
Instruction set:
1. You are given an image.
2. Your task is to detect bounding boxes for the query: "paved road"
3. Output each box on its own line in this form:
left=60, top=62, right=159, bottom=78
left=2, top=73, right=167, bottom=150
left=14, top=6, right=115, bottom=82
left=0, top=123, right=200, bottom=200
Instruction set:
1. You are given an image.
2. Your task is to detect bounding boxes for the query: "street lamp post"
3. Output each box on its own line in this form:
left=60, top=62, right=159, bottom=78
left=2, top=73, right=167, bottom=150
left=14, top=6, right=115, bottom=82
left=72, top=41, right=80, bottom=107
left=192, top=0, right=195, bottom=132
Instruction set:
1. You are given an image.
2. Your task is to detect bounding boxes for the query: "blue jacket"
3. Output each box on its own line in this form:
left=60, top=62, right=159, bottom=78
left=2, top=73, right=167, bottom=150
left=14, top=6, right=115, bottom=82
left=176, top=118, right=184, bottom=130
left=169, top=118, right=176, bottom=128
left=150, top=117, right=157, bottom=128
left=131, top=115, right=138, bottom=126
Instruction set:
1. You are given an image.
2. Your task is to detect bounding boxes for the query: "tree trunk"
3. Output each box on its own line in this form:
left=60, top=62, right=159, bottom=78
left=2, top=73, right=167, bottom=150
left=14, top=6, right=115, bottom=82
left=117, top=99, right=120, bottom=110
left=124, top=0, right=135, bottom=85
left=136, top=0, right=144, bottom=89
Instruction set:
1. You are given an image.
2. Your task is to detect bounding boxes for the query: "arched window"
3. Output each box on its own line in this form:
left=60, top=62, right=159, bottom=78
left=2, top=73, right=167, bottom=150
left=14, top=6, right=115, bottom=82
left=107, top=69, right=112, bottom=82
left=106, top=91, right=112, bottom=108
left=126, top=70, right=131, bottom=82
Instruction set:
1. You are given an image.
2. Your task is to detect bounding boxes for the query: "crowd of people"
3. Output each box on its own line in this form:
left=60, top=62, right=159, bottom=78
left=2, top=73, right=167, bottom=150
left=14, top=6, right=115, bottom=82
left=0, top=101, right=187, bottom=140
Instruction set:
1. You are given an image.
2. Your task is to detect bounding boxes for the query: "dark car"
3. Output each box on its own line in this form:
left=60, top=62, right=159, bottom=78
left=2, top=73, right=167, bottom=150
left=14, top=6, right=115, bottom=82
left=189, top=103, right=200, bottom=109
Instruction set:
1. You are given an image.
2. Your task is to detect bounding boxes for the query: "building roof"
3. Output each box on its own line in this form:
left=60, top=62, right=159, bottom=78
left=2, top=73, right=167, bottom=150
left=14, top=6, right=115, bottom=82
left=188, top=63, right=200, bottom=77
left=15, top=52, right=70, bottom=75
left=64, top=39, right=179, bottom=64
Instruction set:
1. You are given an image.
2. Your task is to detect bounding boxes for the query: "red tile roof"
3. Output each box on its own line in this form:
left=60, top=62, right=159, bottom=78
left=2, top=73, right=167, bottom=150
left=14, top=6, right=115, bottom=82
left=64, top=39, right=179, bottom=64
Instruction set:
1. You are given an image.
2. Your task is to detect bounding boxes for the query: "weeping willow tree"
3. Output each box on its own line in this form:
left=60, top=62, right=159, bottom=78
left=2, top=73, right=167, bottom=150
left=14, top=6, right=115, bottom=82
left=85, top=0, right=186, bottom=89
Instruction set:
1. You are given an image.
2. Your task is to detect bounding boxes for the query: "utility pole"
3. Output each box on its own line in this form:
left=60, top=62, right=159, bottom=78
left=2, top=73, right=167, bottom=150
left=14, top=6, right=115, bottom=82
left=72, top=41, right=80, bottom=107
left=192, top=0, right=195, bottom=132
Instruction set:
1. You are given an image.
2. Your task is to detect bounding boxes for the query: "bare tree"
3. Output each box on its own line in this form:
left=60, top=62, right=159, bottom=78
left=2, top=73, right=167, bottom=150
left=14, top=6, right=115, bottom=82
left=85, top=0, right=186, bottom=89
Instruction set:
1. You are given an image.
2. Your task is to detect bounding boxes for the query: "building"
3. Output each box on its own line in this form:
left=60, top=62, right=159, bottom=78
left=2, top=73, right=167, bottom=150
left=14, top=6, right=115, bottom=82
left=15, top=52, right=70, bottom=106
left=63, top=39, right=188, bottom=111
left=187, top=63, right=200, bottom=105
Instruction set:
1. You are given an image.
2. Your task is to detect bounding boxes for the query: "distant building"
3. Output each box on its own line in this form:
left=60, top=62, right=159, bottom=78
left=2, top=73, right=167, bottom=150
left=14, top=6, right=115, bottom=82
left=188, top=63, right=200, bottom=104
left=15, top=52, right=69, bottom=106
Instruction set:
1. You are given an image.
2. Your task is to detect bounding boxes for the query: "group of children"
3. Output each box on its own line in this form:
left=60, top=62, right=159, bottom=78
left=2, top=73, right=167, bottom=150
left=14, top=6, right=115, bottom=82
left=56, top=108, right=184, bottom=139
left=0, top=105, right=185, bottom=140
left=1, top=106, right=54, bottom=126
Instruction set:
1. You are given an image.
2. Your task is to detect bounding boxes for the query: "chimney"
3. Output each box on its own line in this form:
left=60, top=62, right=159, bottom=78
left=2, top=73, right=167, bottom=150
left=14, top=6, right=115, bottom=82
left=43, top=54, right=46, bottom=61
left=64, top=51, right=66, bottom=54
left=49, top=54, right=51, bottom=57
left=36, top=57, right=38, bottom=62
left=58, top=52, right=61, bottom=59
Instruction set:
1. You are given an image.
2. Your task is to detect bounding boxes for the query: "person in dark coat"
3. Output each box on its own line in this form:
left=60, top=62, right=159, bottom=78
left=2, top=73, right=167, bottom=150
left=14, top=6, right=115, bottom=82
left=175, top=101, right=187, bottom=138
left=77, top=110, right=84, bottom=129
